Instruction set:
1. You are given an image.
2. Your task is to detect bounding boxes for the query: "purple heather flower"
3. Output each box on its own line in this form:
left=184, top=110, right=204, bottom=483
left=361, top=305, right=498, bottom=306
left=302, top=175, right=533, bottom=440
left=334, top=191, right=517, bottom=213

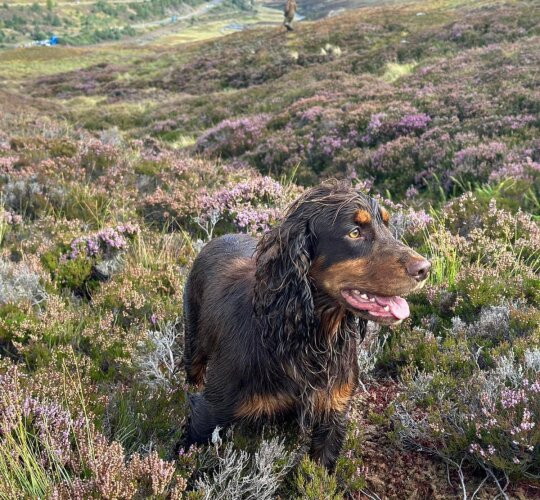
left=86, top=238, right=100, bottom=256
left=367, top=112, right=386, bottom=133
left=66, top=223, right=138, bottom=260
left=398, top=113, right=431, bottom=133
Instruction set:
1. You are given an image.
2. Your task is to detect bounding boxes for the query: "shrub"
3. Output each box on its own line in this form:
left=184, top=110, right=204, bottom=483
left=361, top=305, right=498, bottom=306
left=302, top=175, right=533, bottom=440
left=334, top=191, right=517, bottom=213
left=195, top=431, right=294, bottom=499
left=196, top=114, right=270, bottom=158
left=135, top=320, right=183, bottom=390
left=452, top=142, right=507, bottom=185
left=393, top=351, right=540, bottom=483
left=197, top=176, right=289, bottom=236
left=0, top=260, right=46, bottom=306
left=292, top=456, right=341, bottom=499
left=41, top=224, right=139, bottom=296
left=0, top=364, right=186, bottom=498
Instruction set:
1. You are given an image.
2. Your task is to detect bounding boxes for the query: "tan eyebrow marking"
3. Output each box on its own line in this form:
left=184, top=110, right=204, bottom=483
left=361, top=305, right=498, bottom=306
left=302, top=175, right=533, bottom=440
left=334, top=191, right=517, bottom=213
left=380, top=208, right=390, bottom=224
left=354, top=209, right=371, bottom=225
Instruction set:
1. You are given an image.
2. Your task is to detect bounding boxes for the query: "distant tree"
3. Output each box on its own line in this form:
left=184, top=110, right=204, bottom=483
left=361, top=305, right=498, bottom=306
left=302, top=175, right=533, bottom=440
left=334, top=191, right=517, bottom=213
left=123, top=25, right=136, bottom=36
left=45, top=12, right=62, bottom=26
left=230, top=0, right=255, bottom=11
left=46, top=0, right=54, bottom=11
left=32, top=27, right=46, bottom=40
left=6, top=14, right=26, bottom=30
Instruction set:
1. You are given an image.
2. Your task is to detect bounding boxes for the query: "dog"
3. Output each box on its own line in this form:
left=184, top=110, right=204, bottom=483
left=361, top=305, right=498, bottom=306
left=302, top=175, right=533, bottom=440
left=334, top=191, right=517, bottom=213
left=182, top=180, right=430, bottom=470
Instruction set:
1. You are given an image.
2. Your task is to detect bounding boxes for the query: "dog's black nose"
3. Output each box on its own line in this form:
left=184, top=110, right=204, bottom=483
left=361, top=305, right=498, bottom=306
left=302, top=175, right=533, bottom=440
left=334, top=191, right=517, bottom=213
left=406, top=258, right=431, bottom=282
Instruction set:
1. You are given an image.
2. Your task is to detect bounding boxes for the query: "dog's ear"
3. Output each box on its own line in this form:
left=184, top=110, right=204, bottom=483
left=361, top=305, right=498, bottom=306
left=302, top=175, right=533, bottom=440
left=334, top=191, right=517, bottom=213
left=254, top=211, right=315, bottom=349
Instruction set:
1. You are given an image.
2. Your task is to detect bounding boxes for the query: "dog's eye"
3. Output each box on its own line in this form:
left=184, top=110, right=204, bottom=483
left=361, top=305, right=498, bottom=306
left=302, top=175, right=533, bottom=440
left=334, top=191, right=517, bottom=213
left=348, top=228, right=361, bottom=239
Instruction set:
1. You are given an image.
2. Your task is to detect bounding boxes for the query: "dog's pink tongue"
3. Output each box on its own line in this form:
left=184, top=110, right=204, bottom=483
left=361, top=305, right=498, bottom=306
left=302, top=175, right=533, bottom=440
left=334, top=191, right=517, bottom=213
left=375, top=296, right=410, bottom=320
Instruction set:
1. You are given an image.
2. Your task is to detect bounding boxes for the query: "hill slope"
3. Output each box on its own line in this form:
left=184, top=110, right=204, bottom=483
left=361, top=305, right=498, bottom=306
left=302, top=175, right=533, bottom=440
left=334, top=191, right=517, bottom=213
left=0, top=0, right=539, bottom=497
left=0, top=0, right=280, bottom=47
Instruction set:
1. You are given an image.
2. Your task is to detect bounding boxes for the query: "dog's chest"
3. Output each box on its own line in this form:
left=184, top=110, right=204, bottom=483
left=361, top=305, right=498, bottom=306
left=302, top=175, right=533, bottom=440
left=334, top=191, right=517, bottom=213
left=234, top=336, right=356, bottom=421
left=284, top=357, right=355, bottom=411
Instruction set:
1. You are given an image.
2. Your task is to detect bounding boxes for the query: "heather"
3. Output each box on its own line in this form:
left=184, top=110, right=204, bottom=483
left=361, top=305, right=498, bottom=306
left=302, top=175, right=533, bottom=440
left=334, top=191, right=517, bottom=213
left=0, top=0, right=539, bottom=497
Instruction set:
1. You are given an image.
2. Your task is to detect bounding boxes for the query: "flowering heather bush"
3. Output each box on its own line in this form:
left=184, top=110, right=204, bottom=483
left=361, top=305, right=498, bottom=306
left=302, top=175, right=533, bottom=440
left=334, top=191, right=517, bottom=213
left=52, top=443, right=181, bottom=499
left=143, top=169, right=300, bottom=236
left=1, top=209, right=22, bottom=226
left=390, top=207, right=433, bottom=239
left=397, top=113, right=432, bottom=135
left=232, top=205, right=282, bottom=235
left=38, top=223, right=140, bottom=296
left=0, top=364, right=186, bottom=498
left=200, top=176, right=284, bottom=210
left=306, top=131, right=349, bottom=174
left=360, top=110, right=431, bottom=146
left=452, top=141, right=507, bottom=184
left=249, top=130, right=309, bottom=181
left=0, top=156, right=17, bottom=171
left=393, top=351, right=540, bottom=481
left=79, top=138, right=121, bottom=179
left=196, top=114, right=270, bottom=158
left=489, top=142, right=540, bottom=183
left=68, top=223, right=139, bottom=261
left=364, top=136, right=420, bottom=192
left=492, top=156, right=540, bottom=183
left=198, top=176, right=291, bottom=235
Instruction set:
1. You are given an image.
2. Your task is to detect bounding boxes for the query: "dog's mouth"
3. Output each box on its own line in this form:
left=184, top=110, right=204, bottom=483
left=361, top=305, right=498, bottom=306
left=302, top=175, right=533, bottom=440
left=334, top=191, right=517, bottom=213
left=341, top=289, right=410, bottom=323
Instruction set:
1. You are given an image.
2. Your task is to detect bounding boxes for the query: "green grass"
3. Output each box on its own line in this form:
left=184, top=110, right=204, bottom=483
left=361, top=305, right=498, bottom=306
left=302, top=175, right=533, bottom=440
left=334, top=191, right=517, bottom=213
left=0, top=419, right=61, bottom=499
left=0, top=357, right=94, bottom=498
left=422, top=219, right=461, bottom=288
left=171, top=134, right=197, bottom=148
left=0, top=46, right=144, bottom=81
left=382, top=61, right=417, bottom=83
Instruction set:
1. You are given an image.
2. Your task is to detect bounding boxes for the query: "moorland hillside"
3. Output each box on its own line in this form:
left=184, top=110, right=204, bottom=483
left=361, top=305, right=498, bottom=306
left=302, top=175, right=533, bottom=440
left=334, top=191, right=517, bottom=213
left=0, top=0, right=539, bottom=497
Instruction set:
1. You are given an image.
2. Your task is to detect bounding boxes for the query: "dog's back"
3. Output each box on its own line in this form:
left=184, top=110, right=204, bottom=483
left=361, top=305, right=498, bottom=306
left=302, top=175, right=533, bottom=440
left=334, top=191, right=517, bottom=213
left=183, top=234, right=257, bottom=386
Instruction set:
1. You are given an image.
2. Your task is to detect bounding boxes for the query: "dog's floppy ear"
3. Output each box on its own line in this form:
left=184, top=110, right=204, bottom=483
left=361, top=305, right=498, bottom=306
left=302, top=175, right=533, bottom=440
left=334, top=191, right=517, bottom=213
left=254, top=209, right=315, bottom=350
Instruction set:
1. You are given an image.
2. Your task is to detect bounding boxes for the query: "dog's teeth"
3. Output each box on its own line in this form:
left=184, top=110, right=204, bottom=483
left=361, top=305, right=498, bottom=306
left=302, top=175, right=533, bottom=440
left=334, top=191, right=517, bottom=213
left=383, top=305, right=390, bottom=312
left=360, top=293, right=368, bottom=300
left=370, top=297, right=376, bottom=302
left=352, top=290, right=361, bottom=296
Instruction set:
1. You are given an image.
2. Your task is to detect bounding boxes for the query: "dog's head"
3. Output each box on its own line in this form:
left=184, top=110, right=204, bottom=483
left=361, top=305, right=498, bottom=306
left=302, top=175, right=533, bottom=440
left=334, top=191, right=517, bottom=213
left=308, top=188, right=430, bottom=325
left=254, top=181, right=430, bottom=344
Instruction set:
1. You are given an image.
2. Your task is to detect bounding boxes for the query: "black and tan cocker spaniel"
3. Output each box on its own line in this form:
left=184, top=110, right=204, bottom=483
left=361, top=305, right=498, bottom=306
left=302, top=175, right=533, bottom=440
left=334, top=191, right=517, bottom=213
left=182, top=180, right=430, bottom=470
